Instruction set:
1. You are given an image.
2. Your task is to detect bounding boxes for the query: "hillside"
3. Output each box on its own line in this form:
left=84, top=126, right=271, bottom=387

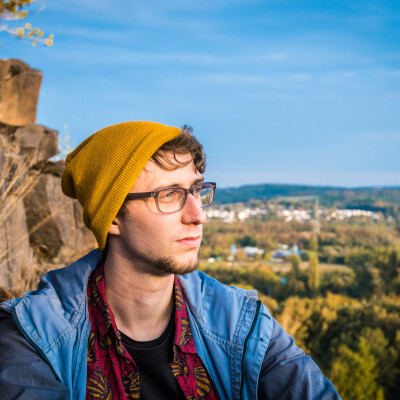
left=214, top=183, right=400, bottom=212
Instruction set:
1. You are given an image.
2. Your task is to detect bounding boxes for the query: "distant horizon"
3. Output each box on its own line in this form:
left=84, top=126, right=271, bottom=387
left=217, top=181, right=400, bottom=190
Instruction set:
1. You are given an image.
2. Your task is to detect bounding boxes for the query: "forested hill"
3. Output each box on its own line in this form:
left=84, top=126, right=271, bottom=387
left=214, top=184, right=400, bottom=209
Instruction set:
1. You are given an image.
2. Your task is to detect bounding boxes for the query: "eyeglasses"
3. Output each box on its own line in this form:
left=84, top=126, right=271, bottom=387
left=124, top=182, right=216, bottom=214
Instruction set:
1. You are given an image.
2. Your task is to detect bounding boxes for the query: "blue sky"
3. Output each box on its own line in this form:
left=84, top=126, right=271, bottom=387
left=1, top=0, right=399, bottom=188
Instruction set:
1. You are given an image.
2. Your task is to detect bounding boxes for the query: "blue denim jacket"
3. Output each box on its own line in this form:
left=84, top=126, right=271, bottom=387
left=0, top=250, right=340, bottom=399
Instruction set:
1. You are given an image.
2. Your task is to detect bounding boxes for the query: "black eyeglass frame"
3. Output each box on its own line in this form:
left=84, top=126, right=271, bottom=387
left=124, top=182, right=216, bottom=214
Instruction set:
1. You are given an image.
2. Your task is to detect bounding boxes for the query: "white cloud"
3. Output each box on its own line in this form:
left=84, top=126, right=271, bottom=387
left=46, top=40, right=293, bottom=68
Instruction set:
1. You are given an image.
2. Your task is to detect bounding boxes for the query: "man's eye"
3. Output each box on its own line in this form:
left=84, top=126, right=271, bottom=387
left=192, top=185, right=203, bottom=196
left=160, top=191, right=177, bottom=201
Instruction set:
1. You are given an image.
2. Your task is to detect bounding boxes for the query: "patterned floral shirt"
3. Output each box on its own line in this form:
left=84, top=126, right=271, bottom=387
left=86, top=263, right=218, bottom=400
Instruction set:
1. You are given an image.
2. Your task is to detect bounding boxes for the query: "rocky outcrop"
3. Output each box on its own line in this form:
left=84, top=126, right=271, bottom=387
left=0, top=60, right=95, bottom=296
left=0, top=122, right=58, bottom=165
left=23, top=161, right=95, bottom=264
left=0, top=59, right=42, bottom=126
left=0, top=195, right=34, bottom=290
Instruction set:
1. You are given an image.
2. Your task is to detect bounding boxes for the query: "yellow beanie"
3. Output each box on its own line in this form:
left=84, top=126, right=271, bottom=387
left=61, top=121, right=181, bottom=250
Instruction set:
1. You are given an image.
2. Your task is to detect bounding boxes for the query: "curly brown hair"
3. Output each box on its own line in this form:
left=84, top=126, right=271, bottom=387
left=151, top=125, right=206, bottom=174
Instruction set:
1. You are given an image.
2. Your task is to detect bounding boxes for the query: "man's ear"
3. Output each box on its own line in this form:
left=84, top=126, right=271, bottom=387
left=108, top=216, right=121, bottom=236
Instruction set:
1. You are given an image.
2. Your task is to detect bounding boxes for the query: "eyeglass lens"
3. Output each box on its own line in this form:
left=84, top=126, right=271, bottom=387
left=157, top=184, right=214, bottom=213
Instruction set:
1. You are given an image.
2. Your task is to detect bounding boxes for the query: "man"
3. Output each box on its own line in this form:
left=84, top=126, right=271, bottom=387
left=0, top=121, right=341, bottom=399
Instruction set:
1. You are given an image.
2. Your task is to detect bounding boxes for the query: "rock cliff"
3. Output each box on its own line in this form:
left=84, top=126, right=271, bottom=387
left=0, top=59, right=95, bottom=297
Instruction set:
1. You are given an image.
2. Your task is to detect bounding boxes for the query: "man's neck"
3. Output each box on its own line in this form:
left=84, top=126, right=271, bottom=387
left=103, top=251, right=175, bottom=342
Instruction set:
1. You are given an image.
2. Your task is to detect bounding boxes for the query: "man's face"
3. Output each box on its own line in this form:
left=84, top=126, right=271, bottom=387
left=112, top=152, right=206, bottom=275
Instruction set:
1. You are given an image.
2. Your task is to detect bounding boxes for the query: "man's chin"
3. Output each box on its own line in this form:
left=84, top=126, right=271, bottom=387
left=154, top=255, right=199, bottom=275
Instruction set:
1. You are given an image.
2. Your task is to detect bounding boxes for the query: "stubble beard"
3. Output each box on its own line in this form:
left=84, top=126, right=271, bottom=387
left=153, top=254, right=199, bottom=275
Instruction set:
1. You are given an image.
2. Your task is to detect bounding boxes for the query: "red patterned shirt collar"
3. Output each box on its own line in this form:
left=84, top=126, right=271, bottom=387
left=173, top=275, right=197, bottom=354
left=87, top=263, right=116, bottom=339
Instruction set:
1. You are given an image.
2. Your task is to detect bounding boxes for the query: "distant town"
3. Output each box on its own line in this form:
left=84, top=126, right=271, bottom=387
left=205, top=201, right=384, bottom=223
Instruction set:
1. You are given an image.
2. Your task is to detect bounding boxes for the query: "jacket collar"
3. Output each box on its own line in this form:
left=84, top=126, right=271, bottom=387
left=3, top=249, right=258, bottom=350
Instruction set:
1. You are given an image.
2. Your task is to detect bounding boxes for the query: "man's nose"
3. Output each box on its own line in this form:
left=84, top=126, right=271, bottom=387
left=181, top=193, right=206, bottom=224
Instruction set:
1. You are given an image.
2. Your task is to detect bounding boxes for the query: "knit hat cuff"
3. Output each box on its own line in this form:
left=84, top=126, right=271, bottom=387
left=91, top=128, right=180, bottom=250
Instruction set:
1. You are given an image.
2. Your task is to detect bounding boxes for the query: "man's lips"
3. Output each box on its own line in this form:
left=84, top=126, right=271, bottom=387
left=176, top=236, right=202, bottom=246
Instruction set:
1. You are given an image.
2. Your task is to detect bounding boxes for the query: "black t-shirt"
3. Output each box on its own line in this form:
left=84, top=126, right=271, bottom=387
left=120, top=316, right=186, bottom=400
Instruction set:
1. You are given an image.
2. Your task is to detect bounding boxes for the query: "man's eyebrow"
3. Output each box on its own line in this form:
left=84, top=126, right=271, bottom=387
left=152, top=177, right=204, bottom=191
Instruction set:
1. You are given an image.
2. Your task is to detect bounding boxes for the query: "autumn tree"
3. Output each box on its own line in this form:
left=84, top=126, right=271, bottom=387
left=288, top=254, right=301, bottom=278
left=236, top=234, right=257, bottom=247
left=0, top=0, right=53, bottom=46
left=307, top=252, right=320, bottom=295
left=330, top=337, right=385, bottom=400
left=347, top=265, right=374, bottom=298
left=308, top=236, right=318, bottom=251
left=373, top=247, right=400, bottom=291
